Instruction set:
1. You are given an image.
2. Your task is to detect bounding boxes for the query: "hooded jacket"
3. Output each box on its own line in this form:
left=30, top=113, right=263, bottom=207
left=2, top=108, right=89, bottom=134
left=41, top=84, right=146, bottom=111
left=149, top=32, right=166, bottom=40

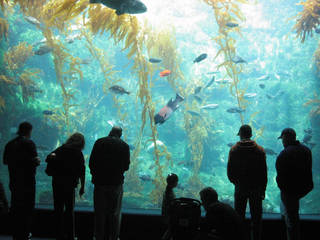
left=227, top=140, right=267, bottom=192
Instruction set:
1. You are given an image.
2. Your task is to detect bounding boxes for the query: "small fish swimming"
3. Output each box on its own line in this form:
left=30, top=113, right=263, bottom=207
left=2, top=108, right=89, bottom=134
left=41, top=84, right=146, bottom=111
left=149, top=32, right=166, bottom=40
left=226, top=22, right=239, bottom=28
left=316, top=28, right=320, bottom=34
left=24, top=16, right=40, bottom=26
left=149, top=58, right=162, bottom=63
left=138, top=173, right=153, bottom=182
left=259, top=83, right=266, bottom=89
left=266, top=94, right=274, bottom=100
left=65, top=33, right=81, bottom=44
left=204, top=76, right=215, bottom=89
left=109, top=85, right=130, bottom=95
left=227, top=107, right=245, bottom=113
left=194, top=86, right=202, bottom=95
left=32, top=38, right=47, bottom=47
left=193, top=53, right=207, bottom=63
left=243, top=93, right=257, bottom=99
left=147, top=140, right=164, bottom=152
left=43, top=110, right=54, bottom=115
left=194, top=95, right=203, bottom=103
left=159, top=70, right=171, bottom=77
left=257, top=75, right=270, bottom=81
left=90, top=0, right=147, bottom=15
left=215, top=79, right=232, bottom=84
left=200, top=104, right=219, bottom=110
left=232, top=56, right=247, bottom=64
left=80, top=58, right=92, bottom=65
left=34, top=45, right=53, bottom=55
left=264, top=148, right=277, bottom=156
left=207, top=71, right=219, bottom=75
left=187, top=110, right=201, bottom=117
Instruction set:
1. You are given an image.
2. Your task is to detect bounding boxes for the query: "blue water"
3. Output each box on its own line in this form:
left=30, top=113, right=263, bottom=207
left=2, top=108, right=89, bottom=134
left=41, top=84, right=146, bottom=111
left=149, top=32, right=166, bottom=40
left=0, top=0, right=319, bottom=214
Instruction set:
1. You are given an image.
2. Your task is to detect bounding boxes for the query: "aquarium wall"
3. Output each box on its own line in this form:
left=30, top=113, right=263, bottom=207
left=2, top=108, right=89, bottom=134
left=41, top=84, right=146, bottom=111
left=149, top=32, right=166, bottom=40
left=0, top=0, right=319, bottom=214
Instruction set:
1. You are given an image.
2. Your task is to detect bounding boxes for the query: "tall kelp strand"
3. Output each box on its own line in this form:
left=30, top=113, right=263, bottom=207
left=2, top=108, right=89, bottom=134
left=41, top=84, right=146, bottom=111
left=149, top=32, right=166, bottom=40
left=4, top=42, right=33, bottom=71
left=202, top=0, right=248, bottom=125
left=293, top=0, right=320, bottom=43
left=0, top=17, right=8, bottom=41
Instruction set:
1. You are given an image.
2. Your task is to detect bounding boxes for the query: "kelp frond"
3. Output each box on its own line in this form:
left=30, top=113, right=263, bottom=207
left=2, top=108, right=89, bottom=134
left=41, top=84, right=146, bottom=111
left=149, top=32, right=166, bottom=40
left=0, top=17, right=9, bottom=41
left=0, top=96, right=5, bottom=112
left=18, top=68, right=41, bottom=103
left=293, top=0, right=320, bottom=43
left=14, top=0, right=47, bottom=19
left=313, top=40, right=320, bottom=71
left=0, top=75, right=16, bottom=85
left=304, top=92, right=320, bottom=115
left=4, top=42, right=33, bottom=71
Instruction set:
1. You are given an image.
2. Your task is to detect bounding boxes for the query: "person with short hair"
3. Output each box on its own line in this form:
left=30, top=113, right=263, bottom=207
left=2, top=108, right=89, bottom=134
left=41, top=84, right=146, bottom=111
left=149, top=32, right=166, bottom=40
left=276, top=128, right=313, bottom=240
left=161, top=173, right=179, bottom=240
left=46, top=132, right=86, bottom=240
left=199, top=187, right=245, bottom=240
left=227, top=124, right=267, bottom=240
left=3, top=122, right=40, bottom=240
left=89, top=126, right=130, bottom=240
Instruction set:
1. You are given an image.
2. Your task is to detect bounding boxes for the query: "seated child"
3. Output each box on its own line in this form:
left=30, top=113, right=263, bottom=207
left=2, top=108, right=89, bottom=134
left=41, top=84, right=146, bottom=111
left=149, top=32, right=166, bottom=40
left=161, top=173, right=179, bottom=240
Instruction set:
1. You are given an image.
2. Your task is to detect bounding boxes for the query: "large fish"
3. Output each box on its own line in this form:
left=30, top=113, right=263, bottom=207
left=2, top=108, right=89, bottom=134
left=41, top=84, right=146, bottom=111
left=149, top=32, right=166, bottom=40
left=200, top=104, right=219, bottom=110
left=193, top=53, right=207, bottom=63
left=227, top=107, right=245, bottom=113
left=154, top=93, right=184, bottom=124
left=34, top=45, right=53, bottom=55
left=109, top=85, right=130, bottom=95
left=90, top=0, right=147, bottom=15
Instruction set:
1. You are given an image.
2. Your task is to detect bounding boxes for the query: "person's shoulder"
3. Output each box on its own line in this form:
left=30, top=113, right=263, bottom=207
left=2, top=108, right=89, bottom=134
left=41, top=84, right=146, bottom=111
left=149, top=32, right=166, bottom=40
left=230, top=142, right=240, bottom=152
left=255, top=143, right=266, bottom=154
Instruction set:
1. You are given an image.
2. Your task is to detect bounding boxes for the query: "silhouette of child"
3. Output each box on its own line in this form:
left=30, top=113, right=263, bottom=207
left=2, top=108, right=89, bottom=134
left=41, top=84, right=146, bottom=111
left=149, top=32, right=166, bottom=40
left=161, top=173, right=178, bottom=240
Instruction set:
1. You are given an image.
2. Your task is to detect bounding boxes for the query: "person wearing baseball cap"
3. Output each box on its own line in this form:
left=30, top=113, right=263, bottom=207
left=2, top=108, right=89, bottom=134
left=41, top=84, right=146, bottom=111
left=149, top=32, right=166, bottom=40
left=276, top=128, right=313, bottom=240
left=227, top=124, right=267, bottom=240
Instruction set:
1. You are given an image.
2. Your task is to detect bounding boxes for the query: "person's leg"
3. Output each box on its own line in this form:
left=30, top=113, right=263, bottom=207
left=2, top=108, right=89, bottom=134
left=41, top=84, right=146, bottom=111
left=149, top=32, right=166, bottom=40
left=53, top=181, right=65, bottom=240
left=24, top=185, right=35, bottom=240
left=234, top=187, right=248, bottom=220
left=107, top=185, right=123, bottom=240
left=94, top=185, right=108, bottom=240
left=64, top=187, right=75, bottom=240
left=249, top=193, right=262, bottom=240
left=281, top=192, right=300, bottom=240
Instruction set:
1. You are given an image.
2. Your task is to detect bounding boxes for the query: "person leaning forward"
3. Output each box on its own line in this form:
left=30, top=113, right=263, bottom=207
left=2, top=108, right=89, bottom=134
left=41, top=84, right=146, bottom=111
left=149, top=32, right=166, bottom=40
left=276, top=128, right=313, bottom=240
left=89, top=126, right=130, bottom=240
left=3, top=122, right=40, bottom=240
left=227, top=124, right=267, bottom=240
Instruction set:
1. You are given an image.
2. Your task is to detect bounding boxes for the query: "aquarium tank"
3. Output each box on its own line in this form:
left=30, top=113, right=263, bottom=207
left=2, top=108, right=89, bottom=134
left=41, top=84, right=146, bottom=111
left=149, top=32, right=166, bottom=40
left=0, top=0, right=319, bottom=214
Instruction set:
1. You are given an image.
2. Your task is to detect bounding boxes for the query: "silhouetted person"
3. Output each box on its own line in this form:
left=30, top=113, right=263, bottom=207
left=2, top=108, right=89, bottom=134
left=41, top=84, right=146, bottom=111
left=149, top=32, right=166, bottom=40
left=46, top=133, right=86, bottom=240
left=0, top=180, right=9, bottom=215
left=161, top=173, right=178, bottom=240
left=227, top=125, right=267, bottom=240
left=3, top=122, right=40, bottom=240
left=89, top=126, right=130, bottom=240
left=199, top=187, right=245, bottom=240
left=276, top=128, right=313, bottom=240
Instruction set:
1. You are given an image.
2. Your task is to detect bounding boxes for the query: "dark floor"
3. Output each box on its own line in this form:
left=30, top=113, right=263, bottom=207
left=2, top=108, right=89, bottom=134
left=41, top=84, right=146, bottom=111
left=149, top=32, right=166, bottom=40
left=1, top=209, right=320, bottom=240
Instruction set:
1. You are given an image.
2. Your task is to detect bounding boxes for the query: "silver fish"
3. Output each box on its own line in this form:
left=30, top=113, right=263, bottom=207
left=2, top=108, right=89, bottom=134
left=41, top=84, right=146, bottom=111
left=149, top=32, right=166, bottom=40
left=200, top=104, right=219, bottom=110
left=227, top=107, right=245, bottom=113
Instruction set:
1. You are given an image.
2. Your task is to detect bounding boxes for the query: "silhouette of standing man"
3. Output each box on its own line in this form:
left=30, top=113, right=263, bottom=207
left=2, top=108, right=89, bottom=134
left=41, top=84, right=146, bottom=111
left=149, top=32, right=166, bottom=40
left=3, top=122, right=40, bottom=240
left=276, top=128, right=313, bottom=240
left=227, top=124, right=267, bottom=240
left=89, top=126, right=130, bottom=240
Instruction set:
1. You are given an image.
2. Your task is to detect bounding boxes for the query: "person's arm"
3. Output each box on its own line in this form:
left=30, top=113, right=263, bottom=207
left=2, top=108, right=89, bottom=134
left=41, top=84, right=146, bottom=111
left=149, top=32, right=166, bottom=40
left=3, top=143, right=9, bottom=165
left=227, top=150, right=236, bottom=184
left=275, top=152, right=286, bottom=192
left=123, top=144, right=130, bottom=172
left=79, top=152, right=85, bottom=197
left=261, top=151, right=267, bottom=199
left=29, top=141, right=40, bottom=167
left=89, top=141, right=98, bottom=175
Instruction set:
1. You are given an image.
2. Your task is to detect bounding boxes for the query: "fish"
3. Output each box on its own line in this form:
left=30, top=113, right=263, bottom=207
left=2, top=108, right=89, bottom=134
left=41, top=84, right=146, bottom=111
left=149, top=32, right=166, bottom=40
left=207, top=71, right=219, bottom=74
left=159, top=70, right=171, bottom=77
left=193, top=53, right=208, bottom=63
left=32, top=38, right=47, bottom=47
left=200, top=104, right=219, bottom=110
left=302, top=134, right=312, bottom=144
left=226, top=22, right=239, bottom=28
left=66, top=33, right=81, bottom=44
left=187, top=110, right=201, bottom=117
left=215, top=79, right=232, bottom=84
left=304, top=128, right=312, bottom=134
left=194, top=95, right=203, bottom=103
left=266, top=94, right=274, bottom=100
left=109, top=85, right=130, bottom=95
left=149, top=58, right=162, bottom=63
left=257, top=75, right=270, bottom=81
left=34, top=45, right=53, bottom=55
left=264, top=148, right=277, bottom=155
left=24, top=16, right=40, bottom=26
left=316, top=28, right=320, bottom=34
left=80, top=58, right=92, bottom=65
left=259, top=83, right=266, bottom=89
left=146, top=140, right=164, bottom=152
left=89, top=0, right=147, bottom=15
left=243, top=93, right=257, bottom=99
left=226, top=107, right=245, bottom=113
left=194, top=86, right=202, bottom=95
left=138, top=173, right=153, bottom=182
left=227, top=143, right=234, bottom=147
left=43, top=110, right=54, bottom=115
left=204, top=76, right=215, bottom=89
left=193, top=53, right=207, bottom=63
left=232, top=56, right=247, bottom=64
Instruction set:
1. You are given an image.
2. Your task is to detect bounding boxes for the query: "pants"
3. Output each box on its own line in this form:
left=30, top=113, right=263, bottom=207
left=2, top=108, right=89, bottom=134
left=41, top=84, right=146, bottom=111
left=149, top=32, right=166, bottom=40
left=94, top=185, right=123, bottom=240
left=10, top=184, right=35, bottom=240
left=280, top=192, right=300, bottom=240
left=52, top=179, right=75, bottom=240
left=234, top=187, right=262, bottom=240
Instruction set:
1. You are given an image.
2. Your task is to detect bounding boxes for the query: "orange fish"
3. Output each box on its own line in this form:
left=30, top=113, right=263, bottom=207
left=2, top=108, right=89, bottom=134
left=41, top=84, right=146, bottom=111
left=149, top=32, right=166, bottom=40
left=160, top=70, right=171, bottom=77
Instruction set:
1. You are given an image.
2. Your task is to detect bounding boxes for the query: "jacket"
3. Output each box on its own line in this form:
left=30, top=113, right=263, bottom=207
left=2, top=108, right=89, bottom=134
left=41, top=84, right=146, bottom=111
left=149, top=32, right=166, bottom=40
left=227, top=140, right=267, bottom=192
left=276, top=141, right=313, bottom=198
left=89, top=136, right=130, bottom=186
